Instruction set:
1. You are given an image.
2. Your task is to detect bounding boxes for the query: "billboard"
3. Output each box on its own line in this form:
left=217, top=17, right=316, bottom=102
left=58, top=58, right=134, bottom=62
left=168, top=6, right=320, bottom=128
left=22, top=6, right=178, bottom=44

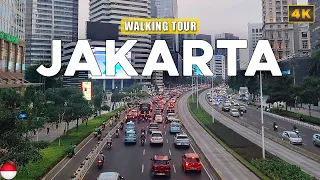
left=192, top=65, right=203, bottom=75
left=88, top=47, right=132, bottom=79
left=81, top=82, right=92, bottom=100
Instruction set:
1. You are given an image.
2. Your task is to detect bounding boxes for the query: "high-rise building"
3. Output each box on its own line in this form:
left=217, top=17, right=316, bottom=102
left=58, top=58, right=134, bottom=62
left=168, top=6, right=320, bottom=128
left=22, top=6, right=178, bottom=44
left=211, top=55, right=226, bottom=81
left=0, top=0, right=28, bottom=88
left=248, top=23, right=263, bottom=59
left=151, top=0, right=178, bottom=89
left=89, top=0, right=152, bottom=85
left=308, top=0, right=320, bottom=49
left=214, top=33, right=240, bottom=78
left=261, top=0, right=298, bottom=60
left=294, top=24, right=311, bottom=56
left=25, top=0, right=78, bottom=66
left=195, top=34, right=212, bottom=68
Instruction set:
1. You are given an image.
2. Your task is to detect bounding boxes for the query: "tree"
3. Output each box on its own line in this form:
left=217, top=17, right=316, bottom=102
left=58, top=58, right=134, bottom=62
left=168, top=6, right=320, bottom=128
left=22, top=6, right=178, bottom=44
left=227, top=76, right=239, bottom=92
left=0, top=89, right=46, bottom=168
left=308, top=43, right=320, bottom=77
left=25, top=65, right=66, bottom=89
left=296, top=76, right=320, bottom=117
left=265, top=75, right=295, bottom=110
left=245, top=75, right=259, bottom=99
left=92, top=85, right=104, bottom=116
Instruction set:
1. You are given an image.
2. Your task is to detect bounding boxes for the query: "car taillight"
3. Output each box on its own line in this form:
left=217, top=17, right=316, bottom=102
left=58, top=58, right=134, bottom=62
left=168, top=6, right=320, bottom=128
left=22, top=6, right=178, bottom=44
left=98, top=160, right=102, bottom=163
left=125, top=116, right=127, bottom=119
left=186, top=163, right=188, bottom=166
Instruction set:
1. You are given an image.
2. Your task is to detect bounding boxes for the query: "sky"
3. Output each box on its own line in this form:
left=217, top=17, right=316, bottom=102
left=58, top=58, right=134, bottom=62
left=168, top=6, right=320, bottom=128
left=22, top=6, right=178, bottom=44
left=78, top=0, right=308, bottom=63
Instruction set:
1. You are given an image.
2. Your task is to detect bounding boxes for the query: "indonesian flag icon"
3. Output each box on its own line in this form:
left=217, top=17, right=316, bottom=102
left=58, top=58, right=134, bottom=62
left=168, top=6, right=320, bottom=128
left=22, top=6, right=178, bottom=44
left=0, top=163, right=17, bottom=180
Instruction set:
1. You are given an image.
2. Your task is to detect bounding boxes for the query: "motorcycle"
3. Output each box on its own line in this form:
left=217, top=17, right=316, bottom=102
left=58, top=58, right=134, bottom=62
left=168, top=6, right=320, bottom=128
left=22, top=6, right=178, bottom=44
left=67, top=151, right=74, bottom=158
left=97, top=134, right=101, bottom=141
left=294, top=129, right=299, bottom=134
left=93, top=132, right=97, bottom=138
left=116, top=132, right=119, bottom=138
left=120, top=124, right=124, bottom=130
left=273, top=125, right=278, bottom=131
left=240, top=111, right=244, bottom=116
left=97, top=159, right=104, bottom=169
left=106, top=142, right=112, bottom=149
left=141, top=138, right=145, bottom=146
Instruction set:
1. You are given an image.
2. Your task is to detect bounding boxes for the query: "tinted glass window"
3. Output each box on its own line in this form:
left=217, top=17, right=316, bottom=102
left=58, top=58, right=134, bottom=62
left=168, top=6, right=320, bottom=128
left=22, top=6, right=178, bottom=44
left=152, top=133, right=162, bottom=137
left=155, top=160, right=168, bottom=165
left=187, top=158, right=200, bottom=162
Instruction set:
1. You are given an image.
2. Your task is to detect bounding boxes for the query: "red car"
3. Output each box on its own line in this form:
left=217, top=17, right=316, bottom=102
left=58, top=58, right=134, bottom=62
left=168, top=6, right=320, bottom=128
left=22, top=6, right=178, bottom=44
left=150, top=155, right=171, bottom=177
left=182, top=153, right=202, bottom=172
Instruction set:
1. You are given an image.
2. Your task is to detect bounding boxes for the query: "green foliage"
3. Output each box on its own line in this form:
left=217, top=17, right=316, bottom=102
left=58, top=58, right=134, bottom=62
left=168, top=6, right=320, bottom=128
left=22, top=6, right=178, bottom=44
left=92, top=85, right=104, bottom=115
left=251, top=158, right=316, bottom=180
left=295, top=77, right=320, bottom=109
left=102, top=105, right=110, bottom=111
left=32, top=141, right=50, bottom=150
left=24, top=65, right=66, bottom=89
left=188, top=97, right=213, bottom=125
left=308, top=42, right=320, bottom=77
left=246, top=75, right=259, bottom=96
left=111, top=92, right=126, bottom=102
left=270, top=108, right=320, bottom=125
left=265, top=75, right=295, bottom=108
left=15, top=108, right=123, bottom=180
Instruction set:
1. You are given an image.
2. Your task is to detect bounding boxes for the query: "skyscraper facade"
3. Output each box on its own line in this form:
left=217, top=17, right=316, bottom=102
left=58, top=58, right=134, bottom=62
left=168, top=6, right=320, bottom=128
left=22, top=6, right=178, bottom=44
left=195, top=34, right=212, bottom=68
left=89, top=0, right=152, bottom=82
left=151, top=0, right=178, bottom=89
left=214, top=33, right=240, bottom=78
left=248, top=23, right=263, bottom=60
left=308, top=0, right=320, bottom=49
left=25, top=0, right=78, bottom=66
left=261, top=0, right=297, bottom=60
left=0, top=0, right=27, bottom=88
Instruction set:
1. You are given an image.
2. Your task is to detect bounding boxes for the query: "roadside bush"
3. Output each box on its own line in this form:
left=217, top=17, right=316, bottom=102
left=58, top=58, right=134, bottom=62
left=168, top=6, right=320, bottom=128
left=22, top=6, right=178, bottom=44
left=251, top=158, right=316, bottom=180
left=101, top=105, right=110, bottom=111
left=15, top=107, right=124, bottom=180
left=270, top=108, right=320, bottom=126
left=32, top=141, right=50, bottom=150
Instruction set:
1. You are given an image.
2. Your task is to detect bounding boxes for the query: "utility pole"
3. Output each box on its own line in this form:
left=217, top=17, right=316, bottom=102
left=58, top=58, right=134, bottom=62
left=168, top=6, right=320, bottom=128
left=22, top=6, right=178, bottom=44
left=196, top=76, right=199, bottom=109
left=260, top=71, right=265, bottom=159
left=211, top=76, right=214, bottom=123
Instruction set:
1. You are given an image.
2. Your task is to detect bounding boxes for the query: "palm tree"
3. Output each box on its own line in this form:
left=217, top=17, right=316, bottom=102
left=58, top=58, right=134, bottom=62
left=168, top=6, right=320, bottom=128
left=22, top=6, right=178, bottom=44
left=309, top=43, right=320, bottom=77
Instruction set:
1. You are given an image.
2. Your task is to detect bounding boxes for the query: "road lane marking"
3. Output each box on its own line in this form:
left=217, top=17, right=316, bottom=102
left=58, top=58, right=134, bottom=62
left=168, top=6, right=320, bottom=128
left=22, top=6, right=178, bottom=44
left=173, top=164, right=176, bottom=173
left=164, top=125, right=166, bottom=128
left=51, top=136, right=94, bottom=179
left=141, top=164, right=144, bottom=173
left=303, top=143, right=307, bottom=146
left=252, top=121, right=257, bottom=124
left=169, top=149, right=171, bottom=155
left=143, top=149, right=145, bottom=155
left=166, top=139, right=168, bottom=143
left=165, top=131, right=167, bottom=135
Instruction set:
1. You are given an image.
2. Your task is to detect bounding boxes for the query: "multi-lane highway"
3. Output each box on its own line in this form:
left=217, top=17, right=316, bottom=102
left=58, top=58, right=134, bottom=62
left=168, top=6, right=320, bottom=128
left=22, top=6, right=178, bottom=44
left=83, top=98, right=213, bottom=180
left=208, top=94, right=320, bottom=155
left=198, top=89, right=320, bottom=178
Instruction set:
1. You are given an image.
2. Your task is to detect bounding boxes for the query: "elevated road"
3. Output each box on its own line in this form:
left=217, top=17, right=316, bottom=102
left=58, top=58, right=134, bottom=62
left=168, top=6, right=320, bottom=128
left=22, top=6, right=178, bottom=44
left=178, top=91, right=259, bottom=180
left=199, top=89, right=320, bottom=178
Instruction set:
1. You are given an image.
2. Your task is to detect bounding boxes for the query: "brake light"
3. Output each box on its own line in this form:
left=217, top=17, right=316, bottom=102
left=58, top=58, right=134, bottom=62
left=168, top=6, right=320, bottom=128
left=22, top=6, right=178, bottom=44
left=186, top=163, right=188, bottom=166
left=98, top=160, right=102, bottom=163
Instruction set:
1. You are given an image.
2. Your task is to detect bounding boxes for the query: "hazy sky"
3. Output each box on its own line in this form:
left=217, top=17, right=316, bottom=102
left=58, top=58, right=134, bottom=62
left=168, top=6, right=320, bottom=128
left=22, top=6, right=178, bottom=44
left=78, top=0, right=307, bottom=62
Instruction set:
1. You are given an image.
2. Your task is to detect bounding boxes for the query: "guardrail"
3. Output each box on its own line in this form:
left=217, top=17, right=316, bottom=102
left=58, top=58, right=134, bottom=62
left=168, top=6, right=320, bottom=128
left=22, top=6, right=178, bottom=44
left=204, top=94, right=320, bottom=163
left=70, top=110, right=128, bottom=180
left=263, top=111, right=320, bottom=131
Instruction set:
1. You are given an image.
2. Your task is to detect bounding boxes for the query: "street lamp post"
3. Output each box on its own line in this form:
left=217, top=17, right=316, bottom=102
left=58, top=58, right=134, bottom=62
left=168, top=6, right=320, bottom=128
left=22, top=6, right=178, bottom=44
left=211, top=76, right=215, bottom=123
left=260, top=71, right=265, bottom=159
left=196, top=76, right=199, bottom=109
left=191, top=75, right=194, bottom=101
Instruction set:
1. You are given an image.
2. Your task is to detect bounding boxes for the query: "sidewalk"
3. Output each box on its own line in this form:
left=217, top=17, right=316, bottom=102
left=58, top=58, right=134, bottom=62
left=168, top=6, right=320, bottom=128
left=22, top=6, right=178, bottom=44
left=31, top=110, right=109, bottom=142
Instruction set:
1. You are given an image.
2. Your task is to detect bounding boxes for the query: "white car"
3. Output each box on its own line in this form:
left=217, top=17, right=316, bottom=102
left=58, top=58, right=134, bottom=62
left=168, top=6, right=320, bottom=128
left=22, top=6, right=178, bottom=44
left=174, top=134, right=190, bottom=147
left=150, top=131, right=163, bottom=145
left=155, top=115, right=163, bottom=123
left=167, top=113, right=175, bottom=122
left=282, top=131, right=303, bottom=145
left=230, top=109, right=240, bottom=117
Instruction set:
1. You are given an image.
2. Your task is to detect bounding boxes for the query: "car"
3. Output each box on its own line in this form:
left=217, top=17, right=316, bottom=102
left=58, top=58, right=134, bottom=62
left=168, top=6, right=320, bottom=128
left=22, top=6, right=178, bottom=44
left=155, top=109, right=162, bottom=115
left=124, top=130, right=136, bottom=144
left=222, top=104, right=230, bottom=112
left=174, top=133, right=190, bottom=147
left=313, top=134, right=320, bottom=146
left=148, top=122, right=159, bottom=133
left=238, top=105, right=247, bottom=113
left=96, top=172, right=124, bottom=180
left=155, top=115, right=163, bottom=123
left=130, top=109, right=138, bottom=116
left=172, top=119, right=181, bottom=124
left=150, top=131, right=163, bottom=145
left=182, top=153, right=202, bottom=172
left=150, top=155, right=171, bottom=177
left=170, top=122, right=180, bottom=133
left=230, top=109, right=240, bottom=117
left=125, top=113, right=136, bottom=122
left=125, top=121, right=135, bottom=131
left=282, top=131, right=303, bottom=145
left=233, top=102, right=240, bottom=106
left=167, top=113, right=175, bottom=122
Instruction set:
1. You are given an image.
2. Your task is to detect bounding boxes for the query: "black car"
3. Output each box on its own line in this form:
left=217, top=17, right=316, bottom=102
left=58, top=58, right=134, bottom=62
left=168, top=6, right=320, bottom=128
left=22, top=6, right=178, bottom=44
left=238, top=106, right=247, bottom=113
left=222, top=104, right=231, bottom=112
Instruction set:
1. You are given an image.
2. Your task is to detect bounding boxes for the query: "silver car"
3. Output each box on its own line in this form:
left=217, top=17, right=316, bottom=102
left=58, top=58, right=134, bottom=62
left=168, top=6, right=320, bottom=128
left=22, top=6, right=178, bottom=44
left=174, top=134, right=190, bottom=147
left=282, top=131, right=303, bottom=145
left=230, top=109, right=240, bottom=117
left=150, top=131, right=163, bottom=145
left=313, top=134, right=320, bottom=146
left=155, top=115, right=163, bottom=123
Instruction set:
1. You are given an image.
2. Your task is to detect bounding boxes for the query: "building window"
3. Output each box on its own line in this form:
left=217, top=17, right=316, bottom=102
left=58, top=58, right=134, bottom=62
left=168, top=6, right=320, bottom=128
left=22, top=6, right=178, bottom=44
left=277, top=31, right=281, bottom=38
left=285, top=41, right=289, bottom=49
left=259, top=28, right=262, bottom=32
left=285, top=31, right=289, bottom=39
left=270, top=25, right=273, bottom=28
left=252, top=29, right=255, bottom=33
left=302, top=40, right=308, bottom=49
left=301, top=32, right=307, bottom=38
left=270, top=31, right=274, bottom=39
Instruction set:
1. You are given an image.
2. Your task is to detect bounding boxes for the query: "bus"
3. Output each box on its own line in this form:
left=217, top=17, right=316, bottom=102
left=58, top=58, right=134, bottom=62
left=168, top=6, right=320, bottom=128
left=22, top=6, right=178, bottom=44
left=139, top=102, right=152, bottom=117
